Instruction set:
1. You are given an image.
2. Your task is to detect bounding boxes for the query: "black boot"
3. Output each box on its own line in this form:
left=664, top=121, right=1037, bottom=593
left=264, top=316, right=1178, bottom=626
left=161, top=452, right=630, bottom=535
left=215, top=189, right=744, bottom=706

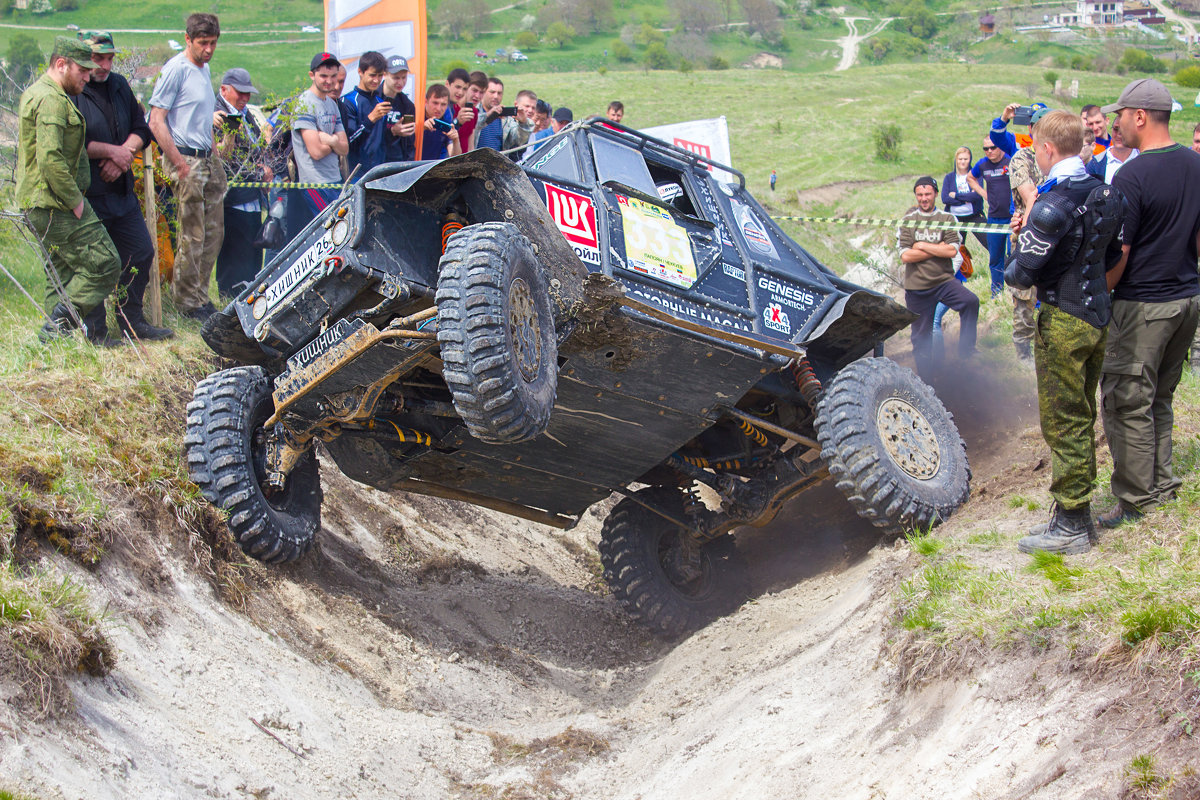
left=81, top=304, right=123, bottom=348
left=119, top=315, right=175, bottom=341
left=1018, top=503, right=1092, bottom=555
left=38, top=301, right=79, bottom=342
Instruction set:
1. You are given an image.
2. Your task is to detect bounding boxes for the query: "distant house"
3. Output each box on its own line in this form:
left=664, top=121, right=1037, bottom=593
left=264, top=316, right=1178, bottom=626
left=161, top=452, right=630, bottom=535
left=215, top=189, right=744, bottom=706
left=1055, top=0, right=1125, bottom=26
left=1123, top=0, right=1166, bottom=23
left=980, top=13, right=996, bottom=35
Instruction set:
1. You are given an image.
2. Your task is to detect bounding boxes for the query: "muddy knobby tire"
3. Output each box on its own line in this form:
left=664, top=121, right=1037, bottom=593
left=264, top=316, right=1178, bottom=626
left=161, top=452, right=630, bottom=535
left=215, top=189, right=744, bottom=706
left=185, top=366, right=322, bottom=564
left=814, top=357, right=970, bottom=536
left=599, top=487, right=749, bottom=639
left=435, top=222, right=557, bottom=444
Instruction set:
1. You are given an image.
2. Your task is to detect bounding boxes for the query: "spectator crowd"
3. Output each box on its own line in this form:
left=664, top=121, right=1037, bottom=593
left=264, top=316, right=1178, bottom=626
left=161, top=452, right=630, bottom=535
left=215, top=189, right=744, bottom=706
left=899, top=77, right=1200, bottom=556
left=14, top=12, right=623, bottom=344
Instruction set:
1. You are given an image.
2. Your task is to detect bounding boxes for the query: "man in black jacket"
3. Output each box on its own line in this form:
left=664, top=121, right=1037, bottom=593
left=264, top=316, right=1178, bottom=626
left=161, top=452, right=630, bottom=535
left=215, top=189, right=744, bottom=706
left=215, top=67, right=272, bottom=297
left=74, top=31, right=173, bottom=341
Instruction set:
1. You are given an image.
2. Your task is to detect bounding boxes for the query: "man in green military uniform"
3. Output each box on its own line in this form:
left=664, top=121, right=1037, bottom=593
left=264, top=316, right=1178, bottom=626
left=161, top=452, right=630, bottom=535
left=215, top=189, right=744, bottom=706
left=16, top=36, right=121, bottom=344
left=1006, top=110, right=1124, bottom=553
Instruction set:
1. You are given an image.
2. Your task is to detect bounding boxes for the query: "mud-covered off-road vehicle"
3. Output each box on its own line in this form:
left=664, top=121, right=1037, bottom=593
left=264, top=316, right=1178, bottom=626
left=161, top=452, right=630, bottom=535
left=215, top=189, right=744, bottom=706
left=189, top=119, right=970, bottom=637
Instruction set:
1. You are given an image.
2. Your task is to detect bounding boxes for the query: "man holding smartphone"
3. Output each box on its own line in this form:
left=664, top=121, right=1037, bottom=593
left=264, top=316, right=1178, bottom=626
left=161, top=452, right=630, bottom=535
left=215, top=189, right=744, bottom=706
left=342, top=51, right=391, bottom=175
left=475, top=77, right=506, bottom=151
left=381, top=55, right=416, bottom=162
left=421, top=84, right=459, bottom=160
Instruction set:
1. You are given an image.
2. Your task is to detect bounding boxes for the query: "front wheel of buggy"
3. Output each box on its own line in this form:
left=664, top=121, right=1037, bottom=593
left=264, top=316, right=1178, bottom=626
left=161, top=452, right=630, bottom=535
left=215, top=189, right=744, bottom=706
left=814, top=357, right=970, bottom=536
left=184, top=366, right=322, bottom=564
left=599, top=488, right=748, bottom=639
left=436, top=221, right=558, bottom=445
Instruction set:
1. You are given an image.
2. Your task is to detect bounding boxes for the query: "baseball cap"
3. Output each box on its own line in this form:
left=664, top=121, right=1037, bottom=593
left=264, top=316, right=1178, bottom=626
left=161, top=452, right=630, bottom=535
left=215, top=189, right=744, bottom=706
left=52, top=36, right=95, bottom=67
left=386, top=54, right=409, bottom=73
left=552, top=107, right=573, bottom=124
left=78, top=30, right=115, bottom=54
left=310, top=52, right=340, bottom=71
left=1102, top=78, right=1174, bottom=114
left=913, top=175, right=937, bottom=192
left=1030, top=106, right=1051, bottom=125
left=220, top=67, right=258, bottom=94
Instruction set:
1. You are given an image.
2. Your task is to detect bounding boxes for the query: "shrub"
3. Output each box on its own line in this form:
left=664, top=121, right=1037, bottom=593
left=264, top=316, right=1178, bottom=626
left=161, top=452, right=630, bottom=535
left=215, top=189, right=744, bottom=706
left=873, top=123, right=903, bottom=162
left=1119, top=47, right=1167, bottom=74
left=644, top=41, right=673, bottom=70
left=514, top=30, right=539, bottom=49
left=611, top=39, right=633, bottom=61
left=1176, top=64, right=1200, bottom=88
left=440, top=58, right=471, bottom=76
left=707, top=55, right=729, bottom=70
left=597, top=65, right=608, bottom=76
left=1044, top=70, right=1058, bottom=89
left=678, top=58, right=693, bottom=73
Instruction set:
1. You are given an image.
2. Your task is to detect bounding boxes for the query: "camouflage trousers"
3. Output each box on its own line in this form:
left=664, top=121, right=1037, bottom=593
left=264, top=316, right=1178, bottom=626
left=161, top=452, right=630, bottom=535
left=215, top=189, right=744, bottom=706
left=26, top=205, right=121, bottom=316
left=1034, top=304, right=1107, bottom=510
left=164, top=153, right=226, bottom=313
left=1011, top=283, right=1037, bottom=349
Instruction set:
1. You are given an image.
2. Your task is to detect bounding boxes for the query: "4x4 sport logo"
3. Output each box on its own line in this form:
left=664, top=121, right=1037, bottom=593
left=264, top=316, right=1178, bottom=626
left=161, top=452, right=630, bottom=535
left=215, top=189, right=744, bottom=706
left=545, top=184, right=601, bottom=266
left=763, top=302, right=791, bottom=334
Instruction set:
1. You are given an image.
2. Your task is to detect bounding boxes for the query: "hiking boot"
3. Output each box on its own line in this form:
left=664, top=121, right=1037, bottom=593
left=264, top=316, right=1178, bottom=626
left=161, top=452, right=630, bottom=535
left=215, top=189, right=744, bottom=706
left=119, top=317, right=175, bottom=341
left=184, top=302, right=218, bottom=323
left=1098, top=501, right=1144, bottom=529
left=81, top=304, right=123, bottom=348
left=38, top=301, right=78, bottom=343
left=1028, top=509, right=1101, bottom=545
left=1018, top=503, right=1092, bottom=555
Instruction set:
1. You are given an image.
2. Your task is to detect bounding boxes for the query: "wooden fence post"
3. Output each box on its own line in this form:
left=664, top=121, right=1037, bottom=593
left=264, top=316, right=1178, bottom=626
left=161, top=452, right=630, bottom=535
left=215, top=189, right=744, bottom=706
left=142, top=147, right=162, bottom=326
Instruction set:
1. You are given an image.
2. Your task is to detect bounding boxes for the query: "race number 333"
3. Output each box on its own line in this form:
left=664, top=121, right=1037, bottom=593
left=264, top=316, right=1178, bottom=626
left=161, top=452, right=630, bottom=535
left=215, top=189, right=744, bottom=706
left=617, top=195, right=698, bottom=290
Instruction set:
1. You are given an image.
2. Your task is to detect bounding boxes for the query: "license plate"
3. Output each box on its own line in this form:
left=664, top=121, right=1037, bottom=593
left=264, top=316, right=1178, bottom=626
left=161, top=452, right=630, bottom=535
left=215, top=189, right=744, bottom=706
left=287, top=318, right=363, bottom=372
left=264, top=232, right=335, bottom=311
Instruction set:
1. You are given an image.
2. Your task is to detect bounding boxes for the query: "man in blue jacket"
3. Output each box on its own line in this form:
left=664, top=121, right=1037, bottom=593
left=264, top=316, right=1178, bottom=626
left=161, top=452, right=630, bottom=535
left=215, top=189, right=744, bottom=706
left=341, top=51, right=390, bottom=177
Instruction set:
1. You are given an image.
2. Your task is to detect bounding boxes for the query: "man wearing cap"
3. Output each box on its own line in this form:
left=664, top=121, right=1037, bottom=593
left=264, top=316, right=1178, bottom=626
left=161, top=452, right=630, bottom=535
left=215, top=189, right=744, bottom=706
left=380, top=54, right=417, bottom=162
left=293, top=52, right=348, bottom=226
left=148, top=12, right=225, bottom=323
left=17, top=36, right=121, bottom=343
left=898, top=176, right=978, bottom=380
left=1097, top=78, right=1200, bottom=527
left=215, top=67, right=273, bottom=298
left=522, top=106, right=572, bottom=163
left=72, top=31, right=172, bottom=342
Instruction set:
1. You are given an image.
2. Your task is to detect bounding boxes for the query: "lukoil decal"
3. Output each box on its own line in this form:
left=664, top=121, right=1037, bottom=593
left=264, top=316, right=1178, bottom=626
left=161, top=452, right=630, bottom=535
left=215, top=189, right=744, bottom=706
left=546, top=184, right=601, bottom=265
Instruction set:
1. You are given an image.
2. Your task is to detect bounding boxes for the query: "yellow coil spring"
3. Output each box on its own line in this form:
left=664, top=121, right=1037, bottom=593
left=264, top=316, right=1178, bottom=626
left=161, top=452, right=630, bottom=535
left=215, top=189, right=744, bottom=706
left=679, top=454, right=746, bottom=470
left=734, top=418, right=769, bottom=447
left=367, top=419, right=433, bottom=446
left=441, top=220, right=464, bottom=253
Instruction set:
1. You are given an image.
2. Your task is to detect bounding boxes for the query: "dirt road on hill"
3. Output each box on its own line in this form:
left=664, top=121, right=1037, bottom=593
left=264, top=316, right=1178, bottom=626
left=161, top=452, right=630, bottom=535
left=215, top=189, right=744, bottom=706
left=835, top=16, right=893, bottom=71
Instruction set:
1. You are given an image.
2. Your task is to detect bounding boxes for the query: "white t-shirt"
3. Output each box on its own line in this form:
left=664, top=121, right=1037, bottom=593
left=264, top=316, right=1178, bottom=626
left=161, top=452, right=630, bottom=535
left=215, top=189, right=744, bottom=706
left=291, top=89, right=344, bottom=183
left=948, top=173, right=974, bottom=217
left=149, top=52, right=216, bottom=151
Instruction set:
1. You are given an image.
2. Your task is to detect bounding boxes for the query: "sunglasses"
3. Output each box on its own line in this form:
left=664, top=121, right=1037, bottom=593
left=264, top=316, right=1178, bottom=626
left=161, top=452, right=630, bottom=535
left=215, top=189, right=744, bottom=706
left=982, top=146, right=999, bottom=151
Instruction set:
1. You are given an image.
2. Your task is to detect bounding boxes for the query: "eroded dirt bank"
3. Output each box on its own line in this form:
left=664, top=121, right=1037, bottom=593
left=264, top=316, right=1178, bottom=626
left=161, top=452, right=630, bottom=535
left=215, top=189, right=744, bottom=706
left=0, top=356, right=1190, bottom=799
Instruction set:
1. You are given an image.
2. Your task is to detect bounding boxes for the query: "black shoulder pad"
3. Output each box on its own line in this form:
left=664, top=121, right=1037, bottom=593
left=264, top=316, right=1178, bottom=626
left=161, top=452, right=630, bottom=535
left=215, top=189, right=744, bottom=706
left=1027, top=192, right=1077, bottom=239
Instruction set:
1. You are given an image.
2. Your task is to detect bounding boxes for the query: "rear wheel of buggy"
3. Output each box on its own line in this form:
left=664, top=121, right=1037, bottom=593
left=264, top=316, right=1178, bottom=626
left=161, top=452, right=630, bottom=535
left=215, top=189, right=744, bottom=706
left=814, top=357, right=969, bottom=536
left=435, top=222, right=557, bottom=444
left=185, top=366, right=322, bottom=564
left=599, top=487, right=748, bottom=639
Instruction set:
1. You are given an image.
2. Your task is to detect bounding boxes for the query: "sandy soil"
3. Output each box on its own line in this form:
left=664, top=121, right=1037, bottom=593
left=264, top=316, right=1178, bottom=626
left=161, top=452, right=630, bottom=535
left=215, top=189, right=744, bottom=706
left=0, top=331, right=1189, bottom=799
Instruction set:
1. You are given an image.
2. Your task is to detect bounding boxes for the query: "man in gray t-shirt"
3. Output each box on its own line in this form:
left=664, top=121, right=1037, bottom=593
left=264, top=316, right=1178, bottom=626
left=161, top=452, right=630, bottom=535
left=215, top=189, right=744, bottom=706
left=292, top=52, right=348, bottom=224
left=148, top=12, right=227, bottom=320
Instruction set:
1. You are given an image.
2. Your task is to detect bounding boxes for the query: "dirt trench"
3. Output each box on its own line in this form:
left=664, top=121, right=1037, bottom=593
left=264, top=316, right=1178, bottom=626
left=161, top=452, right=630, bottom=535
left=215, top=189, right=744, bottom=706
left=0, top=342, right=1182, bottom=799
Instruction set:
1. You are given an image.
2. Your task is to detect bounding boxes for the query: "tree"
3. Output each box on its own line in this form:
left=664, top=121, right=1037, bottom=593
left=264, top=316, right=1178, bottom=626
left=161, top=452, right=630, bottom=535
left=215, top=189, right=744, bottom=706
left=1119, top=47, right=1167, bottom=74
left=611, top=38, right=633, bottom=61
left=739, top=0, right=781, bottom=41
left=895, top=0, right=938, bottom=39
left=669, top=0, right=722, bottom=34
left=634, top=22, right=666, bottom=47
left=6, top=34, right=43, bottom=94
left=433, top=0, right=490, bottom=39
left=514, top=30, right=540, bottom=49
left=1176, top=64, right=1200, bottom=88
left=669, top=32, right=712, bottom=64
left=545, top=21, right=576, bottom=47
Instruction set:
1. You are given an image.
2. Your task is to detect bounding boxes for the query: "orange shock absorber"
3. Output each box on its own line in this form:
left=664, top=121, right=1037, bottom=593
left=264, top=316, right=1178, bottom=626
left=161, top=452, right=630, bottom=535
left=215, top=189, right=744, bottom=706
left=792, top=356, right=824, bottom=410
left=441, top=219, right=464, bottom=253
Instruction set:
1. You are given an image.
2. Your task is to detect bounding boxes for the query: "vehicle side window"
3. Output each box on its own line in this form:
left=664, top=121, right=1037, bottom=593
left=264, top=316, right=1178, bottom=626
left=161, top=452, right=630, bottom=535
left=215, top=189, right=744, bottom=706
left=591, top=136, right=656, bottom=196
left=646, top=161, right=700, bottom=219
left=524, top=135, right=582, bottom=184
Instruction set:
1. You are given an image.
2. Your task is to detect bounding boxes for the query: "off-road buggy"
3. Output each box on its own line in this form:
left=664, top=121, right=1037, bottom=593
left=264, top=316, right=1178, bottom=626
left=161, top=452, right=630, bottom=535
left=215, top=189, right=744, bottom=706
left=188, top=120, right=970, bottom=637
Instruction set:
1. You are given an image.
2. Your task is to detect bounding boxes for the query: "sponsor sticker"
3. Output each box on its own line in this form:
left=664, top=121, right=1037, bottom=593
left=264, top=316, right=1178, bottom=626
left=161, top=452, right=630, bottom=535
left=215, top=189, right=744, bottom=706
left=723, top=263, right=746, bottom=281
left=264, top=232, right=335, bottom=311
left=617, top=195, right=698, bottom=290
left=757, top=276, right=816, bottom=311
left=729, top=198, right=779, bottom=259
left=546, top=183, right=601, bottom=265
left=628, top=286, right=752, bottom=331
left=763, top=303, right=791, bottom=334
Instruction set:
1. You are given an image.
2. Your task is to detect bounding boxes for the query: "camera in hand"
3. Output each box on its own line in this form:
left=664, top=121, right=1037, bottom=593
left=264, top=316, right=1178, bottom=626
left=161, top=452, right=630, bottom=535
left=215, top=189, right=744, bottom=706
left=1012, top=105, right=1038, bottom=126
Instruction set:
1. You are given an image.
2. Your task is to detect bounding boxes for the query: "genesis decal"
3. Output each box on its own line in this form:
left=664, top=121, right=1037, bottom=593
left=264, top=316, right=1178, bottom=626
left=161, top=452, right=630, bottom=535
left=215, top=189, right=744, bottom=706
left=757, top=276, right=816, bottom=311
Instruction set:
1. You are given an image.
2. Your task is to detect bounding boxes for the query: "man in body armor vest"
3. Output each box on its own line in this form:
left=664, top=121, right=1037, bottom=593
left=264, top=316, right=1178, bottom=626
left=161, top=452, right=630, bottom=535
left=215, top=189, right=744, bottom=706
left=1005, top=110, right=1125, bottom=554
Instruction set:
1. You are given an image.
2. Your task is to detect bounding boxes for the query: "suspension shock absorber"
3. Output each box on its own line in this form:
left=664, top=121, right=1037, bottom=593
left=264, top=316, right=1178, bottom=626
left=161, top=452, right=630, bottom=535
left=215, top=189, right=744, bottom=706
left=733, top=417, right=769, bottom=448
left=792, top=356, right=824, bottom=411
left=440, top=213, right=465, bottom=254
